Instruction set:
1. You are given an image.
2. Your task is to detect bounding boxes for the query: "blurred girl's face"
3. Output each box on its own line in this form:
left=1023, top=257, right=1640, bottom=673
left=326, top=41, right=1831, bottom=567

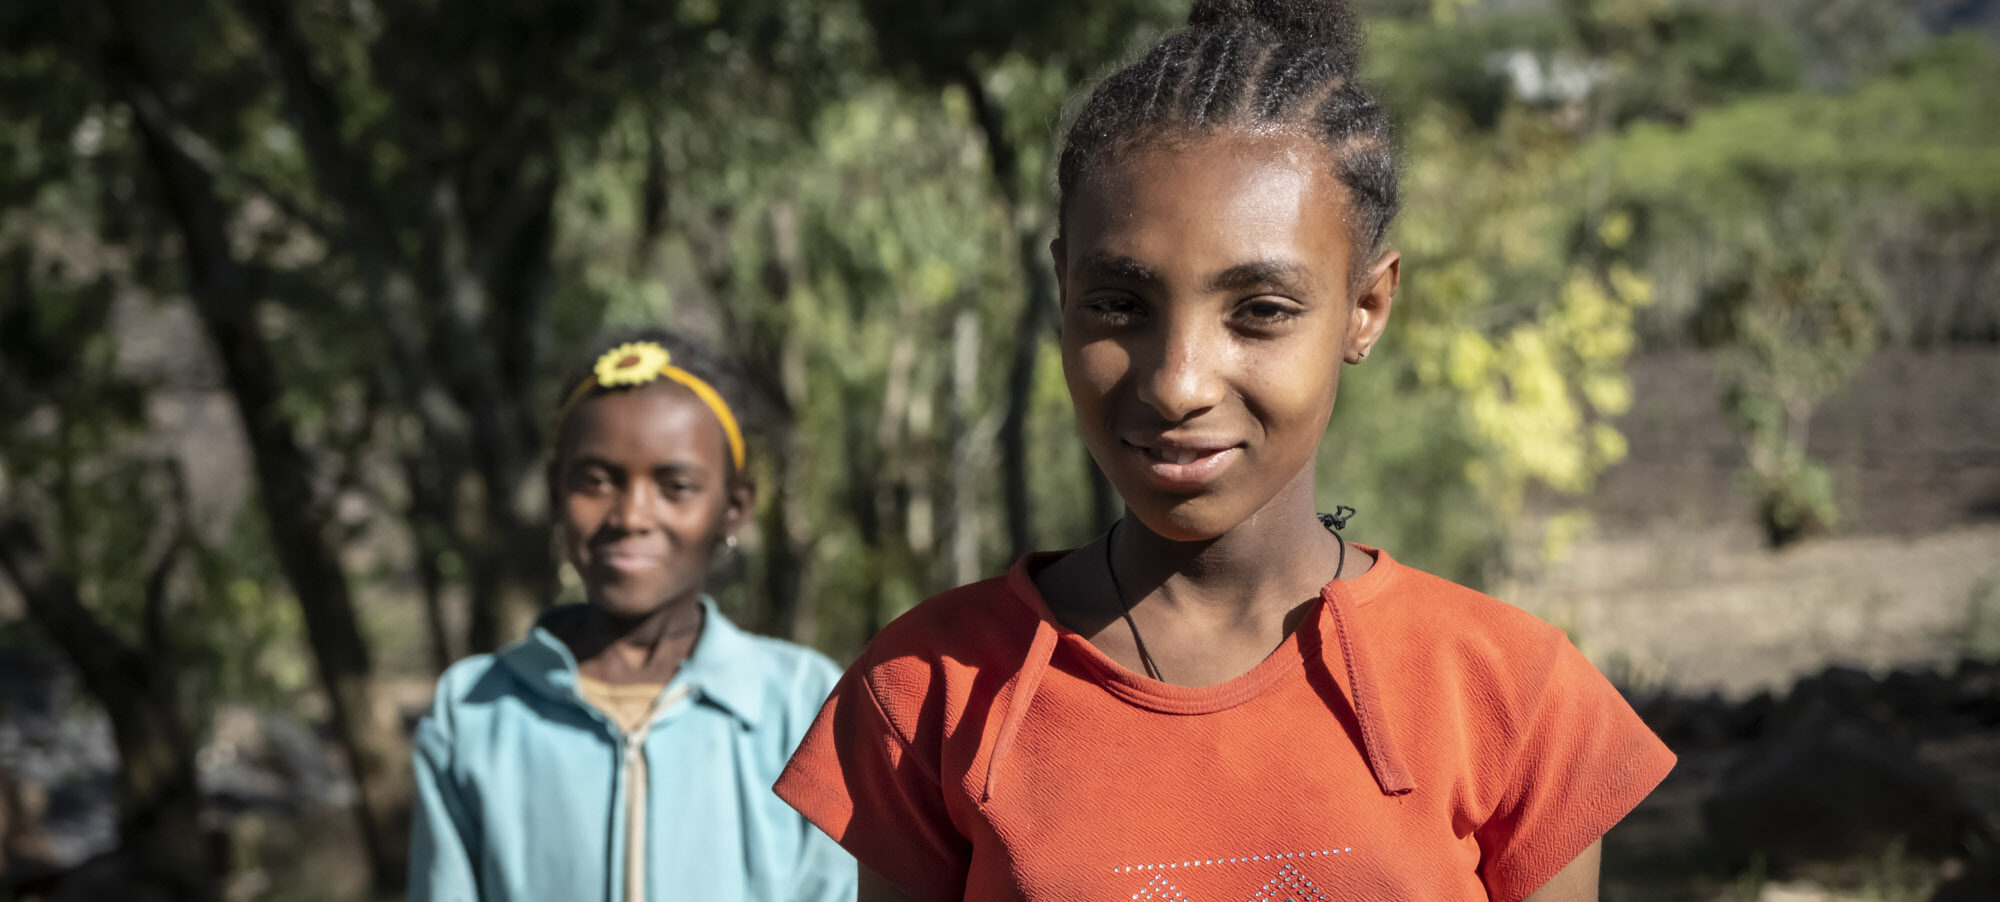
left=1054, top=134, right=1396, bottom=542
left=553, top=384, right=747, bottom=619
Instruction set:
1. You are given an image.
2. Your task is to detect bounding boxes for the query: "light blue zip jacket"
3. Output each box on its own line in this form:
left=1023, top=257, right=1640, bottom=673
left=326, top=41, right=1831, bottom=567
left=408, top=598, right=856, bottom=902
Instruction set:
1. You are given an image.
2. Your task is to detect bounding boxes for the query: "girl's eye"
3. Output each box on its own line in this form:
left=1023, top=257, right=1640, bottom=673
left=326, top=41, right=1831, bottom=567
left=659, top=477, right=702, bottom=500
left=1237, top=298, right=1301, bottom=325
left=1079, top=295, right=1143, bottom=324
left=571, top=468, right=614, bottom=494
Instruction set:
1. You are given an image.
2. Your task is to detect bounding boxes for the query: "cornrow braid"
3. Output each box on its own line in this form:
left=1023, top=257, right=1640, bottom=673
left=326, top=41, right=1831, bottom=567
left=1057, top=0, right=1399, bottom=254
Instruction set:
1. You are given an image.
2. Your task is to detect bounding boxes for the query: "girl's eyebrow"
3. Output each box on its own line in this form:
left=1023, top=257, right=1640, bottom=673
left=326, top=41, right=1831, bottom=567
left=1208, top=259, right=1308, bottom=294
left=1075, top=252, right=1309, bottom=295
left=1075, top=251, right=1161, bottom=285
left=566, top=453, right=620, bottom=471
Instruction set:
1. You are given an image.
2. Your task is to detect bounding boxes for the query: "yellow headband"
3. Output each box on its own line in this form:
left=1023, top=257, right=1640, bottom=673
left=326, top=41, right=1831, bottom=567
left=554, top=341, right=746, bottom=471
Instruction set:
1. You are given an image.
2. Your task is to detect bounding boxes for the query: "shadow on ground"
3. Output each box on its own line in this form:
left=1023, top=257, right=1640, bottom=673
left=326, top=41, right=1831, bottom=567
left=1606, top=659, right=2000, bottom=902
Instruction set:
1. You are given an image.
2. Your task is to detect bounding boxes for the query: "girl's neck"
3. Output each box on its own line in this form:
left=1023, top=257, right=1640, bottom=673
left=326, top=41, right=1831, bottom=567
left=1112, top=471, right=1347, bottom=623
left=566, top=594, right=705, bottom=684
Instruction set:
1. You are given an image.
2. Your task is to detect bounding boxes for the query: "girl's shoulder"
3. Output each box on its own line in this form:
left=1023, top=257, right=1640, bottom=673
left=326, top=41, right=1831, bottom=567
left=831, top=565, right=1049, bottom=736
left=739, top=630, right=842, bottom=693
left=431, top=652, right=512, bottom=705
left=1358, top=552, right=1642, bottom=759
left=416, top=652, right=533, bottom=749
left=699, top=610, right=846, bottom=732
left=856, top=569, right=1042, bottom=673
left=1352, top=548, right=1572, bottom=668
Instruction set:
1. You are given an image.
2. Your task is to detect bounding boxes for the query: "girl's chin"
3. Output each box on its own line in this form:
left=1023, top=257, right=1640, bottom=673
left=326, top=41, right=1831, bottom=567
left=585, top=587, right=684, bottom=620
left=1114, top=480, right=1319, bottom=543
left=1117, top=496, right=1248, bottom=543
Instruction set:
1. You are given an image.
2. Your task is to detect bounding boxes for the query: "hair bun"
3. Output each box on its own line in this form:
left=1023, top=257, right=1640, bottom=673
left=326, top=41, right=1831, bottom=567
left=1188, top=0, right=1364, bottom=66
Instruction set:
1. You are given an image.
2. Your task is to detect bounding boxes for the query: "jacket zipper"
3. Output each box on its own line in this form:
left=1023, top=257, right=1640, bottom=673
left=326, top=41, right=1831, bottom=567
left=618, top=684, right=689, bottom=902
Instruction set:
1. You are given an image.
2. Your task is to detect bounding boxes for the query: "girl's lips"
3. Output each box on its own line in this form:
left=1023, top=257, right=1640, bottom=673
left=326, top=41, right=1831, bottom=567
left=592, top=549, right=662, bottom=574
left=1126, top=441, right=1242, bottom=490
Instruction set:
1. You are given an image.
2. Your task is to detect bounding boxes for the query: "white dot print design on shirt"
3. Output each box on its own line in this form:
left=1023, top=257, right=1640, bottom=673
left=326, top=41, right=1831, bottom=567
left=1247, top=862, right=1332, bottom=902
left=1108, top=848, right=1352, bottom=901
left=1131, top=871, right=1185, bottom=901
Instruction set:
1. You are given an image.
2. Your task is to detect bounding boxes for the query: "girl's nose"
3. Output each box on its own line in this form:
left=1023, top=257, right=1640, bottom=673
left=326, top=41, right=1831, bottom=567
left=1133, top=319, right=1225, bottom=423
left=604, top=481, right=659, bottom=532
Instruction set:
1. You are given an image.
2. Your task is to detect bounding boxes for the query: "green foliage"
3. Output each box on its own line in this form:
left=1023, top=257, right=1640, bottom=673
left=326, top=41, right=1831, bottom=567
left=1587, top=33, right=1998, bottom=542
left=0, top=193, right=305, bottom=728
left=1704, top=214, right=1879, bottom=544
left=1333, top=17, right=1663, bottom=582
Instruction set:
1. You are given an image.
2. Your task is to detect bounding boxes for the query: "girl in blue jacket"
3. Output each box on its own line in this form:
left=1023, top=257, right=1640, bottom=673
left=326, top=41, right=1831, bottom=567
left=409, top=330, right=855, bottom=902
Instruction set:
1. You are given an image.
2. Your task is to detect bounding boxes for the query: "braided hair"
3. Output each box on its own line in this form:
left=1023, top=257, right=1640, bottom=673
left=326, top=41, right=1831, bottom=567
left=1057, top=0, right=1398, bottom=255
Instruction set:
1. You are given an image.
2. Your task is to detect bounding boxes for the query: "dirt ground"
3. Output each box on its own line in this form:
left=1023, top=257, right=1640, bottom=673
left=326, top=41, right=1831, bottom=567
left=1514, top=349, right=2000, bottom=697
left=1517, top=349, right=2000, bottom=902
left=1515, top=522, right=2000, bottom=698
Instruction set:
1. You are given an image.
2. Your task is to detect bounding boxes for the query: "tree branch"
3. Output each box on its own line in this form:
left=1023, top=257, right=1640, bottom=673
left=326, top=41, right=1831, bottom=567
left=0, top=513, right=144, bottom=687
left=120, top=88, right=335, bottom=241
left=140, top=458, right=192, bottom=661
left=235, top=0, right=406, bottom=274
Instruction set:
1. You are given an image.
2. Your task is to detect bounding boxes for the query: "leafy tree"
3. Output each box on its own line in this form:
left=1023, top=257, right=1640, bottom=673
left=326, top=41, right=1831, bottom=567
left=1590, top=34, right=2000, bottom=542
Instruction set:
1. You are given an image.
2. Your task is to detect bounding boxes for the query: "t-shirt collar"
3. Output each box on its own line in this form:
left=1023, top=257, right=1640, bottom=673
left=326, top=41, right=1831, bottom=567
left=503, top=596, right=766, bottom=727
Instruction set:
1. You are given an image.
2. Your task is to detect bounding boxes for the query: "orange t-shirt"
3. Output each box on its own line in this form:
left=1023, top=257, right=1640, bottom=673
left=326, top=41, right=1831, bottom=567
left=775, top=547, right=1675, bottom=902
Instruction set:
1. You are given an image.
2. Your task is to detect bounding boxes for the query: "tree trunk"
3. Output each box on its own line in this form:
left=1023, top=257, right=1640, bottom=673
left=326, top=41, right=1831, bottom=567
left=0, top=516, right=216, bottom=900
left=111, top=52, right=412, bottom=890
left=184, top=170, right=413, bottom=899
left=405, top=463, right=458, bottom=675
left=759, top=203, right=825, bottom=642
left=999, top=240, right=1054, bottom=560
left=462, top=457, right=551, bottom=653
left=948, top=307, right=984, bottom=586
left=959, top=66, right=1057, bottom=562
left=433, top=177, right=555, bottom=652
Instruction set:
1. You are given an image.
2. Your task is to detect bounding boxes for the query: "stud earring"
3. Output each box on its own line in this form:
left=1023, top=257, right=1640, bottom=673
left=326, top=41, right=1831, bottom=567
left=712, top=533, right=741, bottom=568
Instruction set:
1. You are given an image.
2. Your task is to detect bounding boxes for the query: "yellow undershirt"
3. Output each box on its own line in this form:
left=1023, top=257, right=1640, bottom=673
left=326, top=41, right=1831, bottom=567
left=576, top=675, right=684, bottom=902
left=576, top=675, right=668, bottom=734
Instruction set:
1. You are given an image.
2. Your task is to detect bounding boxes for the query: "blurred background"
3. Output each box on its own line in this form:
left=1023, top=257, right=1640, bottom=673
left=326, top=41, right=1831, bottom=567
left=1, top=0, right=1996, bottom=899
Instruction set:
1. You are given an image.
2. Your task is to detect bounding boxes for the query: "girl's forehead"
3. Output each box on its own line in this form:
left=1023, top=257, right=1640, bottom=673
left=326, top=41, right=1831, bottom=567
left=560, top=383, right=726, bottom=462
left=1066, top=134, right=1356, bottom=277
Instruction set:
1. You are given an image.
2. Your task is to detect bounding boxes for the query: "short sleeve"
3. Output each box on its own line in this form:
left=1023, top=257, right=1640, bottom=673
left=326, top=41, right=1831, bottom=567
left=774, top=660, right=971, bottom=902
left=1474, top=636, right=1676, bottom=902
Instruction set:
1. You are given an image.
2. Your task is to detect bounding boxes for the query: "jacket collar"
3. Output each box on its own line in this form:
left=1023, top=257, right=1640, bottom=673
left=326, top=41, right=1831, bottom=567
left=496, top=596, right=766, bottom=727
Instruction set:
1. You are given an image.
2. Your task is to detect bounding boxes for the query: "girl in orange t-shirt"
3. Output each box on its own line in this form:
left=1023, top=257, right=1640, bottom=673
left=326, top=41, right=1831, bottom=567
left=776, top=1, right=1675, bottom=900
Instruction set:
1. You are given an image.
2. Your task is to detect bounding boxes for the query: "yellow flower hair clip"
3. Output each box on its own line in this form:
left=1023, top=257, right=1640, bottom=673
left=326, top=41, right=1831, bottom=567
left=555, top=340, right=747, bottom=471
left=594, top=341, right=672, bottom=387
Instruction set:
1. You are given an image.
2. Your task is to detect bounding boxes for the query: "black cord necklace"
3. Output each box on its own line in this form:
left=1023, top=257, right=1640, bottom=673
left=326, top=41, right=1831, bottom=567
left=1103, top=506, right=1355, bottom=685
left=1103, top=518, right=1165, bottom=682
